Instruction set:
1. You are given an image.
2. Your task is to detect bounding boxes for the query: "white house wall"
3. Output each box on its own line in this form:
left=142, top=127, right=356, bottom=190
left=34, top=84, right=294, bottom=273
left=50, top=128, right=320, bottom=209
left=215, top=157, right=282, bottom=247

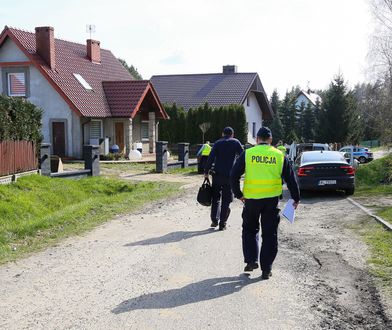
left=0, top=38, right=29, bottom=62
left=295, top=94, right=310, bottom=109
left=0, top=38, right=82, bottom=158
left=29, top=66, right=81, bottom=157
left=244, top=92, right=263, bottom=145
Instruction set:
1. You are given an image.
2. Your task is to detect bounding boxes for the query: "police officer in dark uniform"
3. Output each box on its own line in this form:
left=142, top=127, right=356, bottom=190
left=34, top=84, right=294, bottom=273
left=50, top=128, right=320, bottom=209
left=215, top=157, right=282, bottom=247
left=204, top=127, right=243, bottom=230
left=230, top=127, right=300, bottom=279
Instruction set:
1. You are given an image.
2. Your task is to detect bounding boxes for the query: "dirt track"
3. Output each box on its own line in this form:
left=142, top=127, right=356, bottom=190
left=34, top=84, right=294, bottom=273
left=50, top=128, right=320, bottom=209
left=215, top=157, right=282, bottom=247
left=0, top=177, right=391, bottom=329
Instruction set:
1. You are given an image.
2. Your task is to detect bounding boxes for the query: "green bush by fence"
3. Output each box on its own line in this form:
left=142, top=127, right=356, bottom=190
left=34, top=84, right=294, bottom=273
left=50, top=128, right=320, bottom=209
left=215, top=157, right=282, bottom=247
left=159, top=103, right=247, bottom=144
left=0, top=95, right=42, bottom=145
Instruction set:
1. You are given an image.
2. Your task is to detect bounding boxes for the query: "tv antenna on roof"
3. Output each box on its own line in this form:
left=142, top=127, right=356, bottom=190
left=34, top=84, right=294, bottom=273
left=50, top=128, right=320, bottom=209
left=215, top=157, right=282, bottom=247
left=86, top=24, right=96, bottom=39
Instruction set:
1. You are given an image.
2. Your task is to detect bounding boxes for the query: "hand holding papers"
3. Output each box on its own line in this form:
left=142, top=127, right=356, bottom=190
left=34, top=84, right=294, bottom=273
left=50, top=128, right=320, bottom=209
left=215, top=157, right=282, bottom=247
left=282, top=199, right=296, bottom=224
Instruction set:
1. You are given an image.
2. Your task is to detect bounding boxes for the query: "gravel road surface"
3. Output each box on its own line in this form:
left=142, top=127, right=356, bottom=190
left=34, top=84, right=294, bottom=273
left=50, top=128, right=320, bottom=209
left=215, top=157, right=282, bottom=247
left=0, top=179, right=391, bottom=329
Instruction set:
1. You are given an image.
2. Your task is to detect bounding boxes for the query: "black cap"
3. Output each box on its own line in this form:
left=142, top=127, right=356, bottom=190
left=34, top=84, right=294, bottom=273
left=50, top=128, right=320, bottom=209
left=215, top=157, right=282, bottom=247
left=223, top=126, right=234, bottom=136
left=257, top=126, right=272, bottom=139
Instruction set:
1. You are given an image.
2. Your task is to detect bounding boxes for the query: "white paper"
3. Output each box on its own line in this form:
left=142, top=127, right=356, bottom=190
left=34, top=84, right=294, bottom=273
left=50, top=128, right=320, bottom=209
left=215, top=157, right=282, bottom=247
left=282, top=199, right=296, bottom=224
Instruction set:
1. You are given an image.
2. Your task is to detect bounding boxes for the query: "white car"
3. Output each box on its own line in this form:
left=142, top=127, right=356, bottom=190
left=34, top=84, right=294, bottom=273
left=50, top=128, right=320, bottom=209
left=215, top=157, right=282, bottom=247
left=288, top=143, right=331, bottom=163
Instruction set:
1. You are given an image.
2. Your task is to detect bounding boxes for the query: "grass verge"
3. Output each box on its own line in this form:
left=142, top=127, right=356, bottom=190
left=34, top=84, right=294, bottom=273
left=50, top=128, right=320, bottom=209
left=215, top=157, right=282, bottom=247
left=351, top=154, right=392, bottom=289
left=355, top=154, right=392, bottom=196
left=0, top=174, right=180, bottom=264
left=350, top=217, right=392, bottom=289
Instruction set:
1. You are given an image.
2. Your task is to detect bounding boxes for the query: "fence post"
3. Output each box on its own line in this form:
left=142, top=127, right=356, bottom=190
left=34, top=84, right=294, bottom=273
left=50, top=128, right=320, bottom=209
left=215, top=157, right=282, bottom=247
left=40, top=143, right=51, bottom=176
left=156, top=141, right=168, bottom=173
left=178, top=143, right=189, bottom=168
left=84, top=145, right=100, bottom=176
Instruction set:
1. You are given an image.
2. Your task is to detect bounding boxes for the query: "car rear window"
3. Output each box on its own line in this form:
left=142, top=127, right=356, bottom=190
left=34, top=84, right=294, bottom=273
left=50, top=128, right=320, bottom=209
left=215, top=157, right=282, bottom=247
left=302, top=152, right=346, bottom=163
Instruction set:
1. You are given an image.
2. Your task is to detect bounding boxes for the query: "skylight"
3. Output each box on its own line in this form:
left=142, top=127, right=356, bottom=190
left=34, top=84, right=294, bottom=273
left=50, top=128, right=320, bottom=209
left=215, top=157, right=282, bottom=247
left=73, top=73, right=93, bottom=90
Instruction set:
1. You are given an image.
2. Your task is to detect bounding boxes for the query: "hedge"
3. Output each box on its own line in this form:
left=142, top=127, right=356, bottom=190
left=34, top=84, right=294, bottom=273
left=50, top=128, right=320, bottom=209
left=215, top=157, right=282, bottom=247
left=159, top=103, right=247, bottom=144
left=0, top=95, right=42, bottom=145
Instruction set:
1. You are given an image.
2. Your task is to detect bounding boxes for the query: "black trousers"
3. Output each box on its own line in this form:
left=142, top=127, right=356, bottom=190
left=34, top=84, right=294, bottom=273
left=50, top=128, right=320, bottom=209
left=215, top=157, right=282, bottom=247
left=211, top=174, right=233, bottom=224
left=198, top=156, right=209, bottom=174
left=242, top=197, right=280, bottom=271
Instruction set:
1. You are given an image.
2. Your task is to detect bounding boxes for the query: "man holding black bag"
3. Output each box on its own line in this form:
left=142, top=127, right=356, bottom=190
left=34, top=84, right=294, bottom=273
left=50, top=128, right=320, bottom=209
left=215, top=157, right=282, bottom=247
left=204, top=127, right=243, bottom=230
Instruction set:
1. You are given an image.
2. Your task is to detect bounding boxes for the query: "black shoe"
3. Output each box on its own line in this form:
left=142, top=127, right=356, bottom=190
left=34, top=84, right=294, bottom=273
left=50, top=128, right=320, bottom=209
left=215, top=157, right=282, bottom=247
left=244, top=262, right=259, bottom=272
left=218, top=222, right=227, bottom=231
left=261, top=270, right=272, bottom=280
left=210, top=221, right=218, bottom=228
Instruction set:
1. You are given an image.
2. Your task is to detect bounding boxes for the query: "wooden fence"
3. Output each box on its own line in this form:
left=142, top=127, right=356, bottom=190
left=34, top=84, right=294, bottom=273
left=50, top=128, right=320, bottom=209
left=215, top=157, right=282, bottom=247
left=0, top=141, right=37, bottom=177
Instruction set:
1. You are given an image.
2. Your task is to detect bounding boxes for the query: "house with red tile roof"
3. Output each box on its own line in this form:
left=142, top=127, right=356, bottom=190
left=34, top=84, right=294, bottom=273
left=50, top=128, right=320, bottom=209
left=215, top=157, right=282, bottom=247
left=0, top=26, right=168, bottom=158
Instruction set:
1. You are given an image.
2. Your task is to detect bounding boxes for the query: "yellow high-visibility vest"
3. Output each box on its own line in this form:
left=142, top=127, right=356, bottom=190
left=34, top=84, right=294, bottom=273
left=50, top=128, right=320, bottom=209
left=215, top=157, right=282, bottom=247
left=243, top=145, right=284, bottom=199
left=201, top=144, right=211, bottom=156
left=277, top=145, right=286, bottom=155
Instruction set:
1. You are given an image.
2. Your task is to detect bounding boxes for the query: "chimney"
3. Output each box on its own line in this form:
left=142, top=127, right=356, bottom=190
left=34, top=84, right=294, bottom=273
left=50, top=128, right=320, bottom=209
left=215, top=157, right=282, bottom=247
left=223, top=65, right=237, bottom=74
left=87, top=39, right=101, bottom=64
left=35, top=26, right=56, bottom=69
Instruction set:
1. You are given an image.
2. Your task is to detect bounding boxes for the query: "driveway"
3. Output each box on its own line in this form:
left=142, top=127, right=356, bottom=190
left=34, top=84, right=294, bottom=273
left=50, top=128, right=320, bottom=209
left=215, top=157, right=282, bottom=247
left=0, top=180, right=391, bottom=329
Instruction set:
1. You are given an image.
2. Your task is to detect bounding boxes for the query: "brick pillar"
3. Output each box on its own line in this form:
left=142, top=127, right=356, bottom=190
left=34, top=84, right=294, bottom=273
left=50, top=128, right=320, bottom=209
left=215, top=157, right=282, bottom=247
left=40, top=143, right=51, bottom=176
left=84, top=145, right=100, bottom=176
left=125, top=118, right=133, bottom=157
left=178, top=143, right=189, bottom=168
left=149, top=112, right=156, bottom=154
left=156, top=141, right=168, bottom=173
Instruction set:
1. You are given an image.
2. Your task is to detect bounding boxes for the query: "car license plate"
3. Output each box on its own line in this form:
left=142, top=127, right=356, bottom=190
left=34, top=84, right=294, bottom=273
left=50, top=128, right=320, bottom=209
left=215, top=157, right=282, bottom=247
left=319, top=180, right=336, bottom=186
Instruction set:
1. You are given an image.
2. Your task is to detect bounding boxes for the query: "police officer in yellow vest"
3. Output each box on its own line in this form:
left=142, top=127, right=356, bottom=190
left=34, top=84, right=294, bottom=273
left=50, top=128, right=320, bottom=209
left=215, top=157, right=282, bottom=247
left=277, top=145, right=286, bottom=155
left=197, top=141, right=212, bottom=174
left=230, top=127, right=300, bottom=279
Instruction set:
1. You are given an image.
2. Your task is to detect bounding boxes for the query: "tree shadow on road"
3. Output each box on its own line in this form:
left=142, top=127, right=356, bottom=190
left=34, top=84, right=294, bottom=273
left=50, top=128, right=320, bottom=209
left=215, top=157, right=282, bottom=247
left=111, top=274, right=260, bottom=314
left=125, top=229, right=217, bottom=247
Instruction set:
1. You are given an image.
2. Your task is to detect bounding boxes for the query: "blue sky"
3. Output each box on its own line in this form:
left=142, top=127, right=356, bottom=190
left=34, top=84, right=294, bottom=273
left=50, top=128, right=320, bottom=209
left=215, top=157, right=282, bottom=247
left=1, top=0, right=372, bottom=97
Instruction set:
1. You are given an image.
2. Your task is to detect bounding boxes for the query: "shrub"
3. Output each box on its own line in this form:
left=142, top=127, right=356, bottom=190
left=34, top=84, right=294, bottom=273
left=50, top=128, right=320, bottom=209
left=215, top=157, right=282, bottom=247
left=0, top=95, right=42, bottom=145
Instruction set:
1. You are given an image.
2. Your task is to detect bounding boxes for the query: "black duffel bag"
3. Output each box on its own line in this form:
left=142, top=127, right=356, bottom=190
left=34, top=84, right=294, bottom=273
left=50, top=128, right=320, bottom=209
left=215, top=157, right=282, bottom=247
left=197, top=178, right=212, bottom=206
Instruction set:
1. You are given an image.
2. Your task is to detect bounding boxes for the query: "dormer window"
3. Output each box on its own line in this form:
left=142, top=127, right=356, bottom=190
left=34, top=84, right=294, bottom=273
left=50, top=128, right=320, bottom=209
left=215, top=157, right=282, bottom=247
left=73, top=73, right=93, bottom=90
left=7, top=72, right=26, bottom=97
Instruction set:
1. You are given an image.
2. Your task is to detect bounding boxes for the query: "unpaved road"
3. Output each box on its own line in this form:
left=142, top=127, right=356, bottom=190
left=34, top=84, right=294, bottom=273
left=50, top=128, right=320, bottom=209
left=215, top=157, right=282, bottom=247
left=0, top=179, right=391, bottom=329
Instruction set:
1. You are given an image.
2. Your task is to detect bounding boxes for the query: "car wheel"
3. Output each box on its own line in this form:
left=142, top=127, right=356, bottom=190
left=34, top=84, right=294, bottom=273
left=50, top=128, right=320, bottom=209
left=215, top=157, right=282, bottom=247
left=358, top=156, right=366, bottom=164
left=345, top=188, right=355, bottom=196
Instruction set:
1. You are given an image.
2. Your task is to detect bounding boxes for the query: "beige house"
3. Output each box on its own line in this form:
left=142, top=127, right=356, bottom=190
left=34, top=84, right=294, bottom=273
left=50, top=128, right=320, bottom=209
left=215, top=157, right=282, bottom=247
left=0, top=25, right=167, bottom=158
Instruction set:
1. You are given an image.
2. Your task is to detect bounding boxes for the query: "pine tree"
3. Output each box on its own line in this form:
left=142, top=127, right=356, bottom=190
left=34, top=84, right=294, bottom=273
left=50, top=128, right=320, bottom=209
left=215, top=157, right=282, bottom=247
left=296, top=101, right=306, bottom=141
left=302, top=102, right=315, bottom=142
left=117, top=58, right=143, bottom=80
left=268, top=90, right=284, bottom=143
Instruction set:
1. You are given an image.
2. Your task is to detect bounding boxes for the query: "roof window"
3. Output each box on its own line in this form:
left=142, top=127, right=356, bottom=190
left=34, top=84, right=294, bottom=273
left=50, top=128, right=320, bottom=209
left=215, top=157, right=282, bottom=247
left=73, top=73, right=93, bottom=90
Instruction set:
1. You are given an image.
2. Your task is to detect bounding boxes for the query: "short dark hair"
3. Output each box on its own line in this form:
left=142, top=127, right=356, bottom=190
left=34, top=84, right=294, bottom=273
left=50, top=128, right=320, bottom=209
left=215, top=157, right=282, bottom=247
left=257, top=127, right=272, bottom=140
left=223, top=126, right=234, bottom=136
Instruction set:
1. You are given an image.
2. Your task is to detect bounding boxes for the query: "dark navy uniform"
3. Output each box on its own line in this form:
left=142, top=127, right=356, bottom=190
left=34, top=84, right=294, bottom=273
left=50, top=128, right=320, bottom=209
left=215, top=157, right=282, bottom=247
left=204, top=128, right=243, bottom=229
left=230, top=128, right=300, bottom=278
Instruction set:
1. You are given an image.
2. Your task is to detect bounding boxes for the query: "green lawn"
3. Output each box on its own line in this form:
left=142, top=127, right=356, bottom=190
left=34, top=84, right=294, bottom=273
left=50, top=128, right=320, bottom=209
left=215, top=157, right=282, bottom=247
left=351, top=218, right=392, bottom=288
left=0, top=174, right=180, bottom=264
left=352, top=154, right=392, bottom=289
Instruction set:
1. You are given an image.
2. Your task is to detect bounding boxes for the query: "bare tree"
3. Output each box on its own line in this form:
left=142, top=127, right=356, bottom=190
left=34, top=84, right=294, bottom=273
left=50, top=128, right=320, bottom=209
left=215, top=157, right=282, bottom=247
left=368, top=0, right=392, bottom=142
left=199, top=122, right=211, bottom=143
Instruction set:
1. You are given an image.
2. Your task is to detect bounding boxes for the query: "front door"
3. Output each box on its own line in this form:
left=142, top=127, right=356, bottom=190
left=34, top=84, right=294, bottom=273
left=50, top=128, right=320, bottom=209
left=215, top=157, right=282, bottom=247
left=52, top=121, right=66, bottom=156
left=115, top=122, right=124, bottom=152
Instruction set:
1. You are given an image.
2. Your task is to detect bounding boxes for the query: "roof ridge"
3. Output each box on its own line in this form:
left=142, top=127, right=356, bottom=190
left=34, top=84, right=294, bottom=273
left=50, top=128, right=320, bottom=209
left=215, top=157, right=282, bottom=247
left=102, top=79, right=149, bottom=83
left=152, top=72, right=257, bottom=78
left=7, top=26, right=112, bottom=52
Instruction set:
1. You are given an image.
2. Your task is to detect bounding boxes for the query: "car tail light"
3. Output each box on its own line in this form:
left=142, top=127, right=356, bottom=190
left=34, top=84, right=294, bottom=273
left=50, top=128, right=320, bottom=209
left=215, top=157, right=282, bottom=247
left=298, top=166, right=314, bottom=176
left=340, top=165, right=355, bottom=175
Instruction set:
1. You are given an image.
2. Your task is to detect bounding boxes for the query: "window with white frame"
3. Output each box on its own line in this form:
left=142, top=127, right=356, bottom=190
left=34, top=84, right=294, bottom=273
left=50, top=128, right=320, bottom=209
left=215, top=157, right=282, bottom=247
left=90, top=120, right=103, bottom=139
left=246, top=96, right=250, bottom=106
left=141, top=121, right=149, bottom=140
left=7, top=72, right=26, bottom=96
left=73, top=73, right=93, bottom=90
left=252, top=122, right=256, bottom=138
